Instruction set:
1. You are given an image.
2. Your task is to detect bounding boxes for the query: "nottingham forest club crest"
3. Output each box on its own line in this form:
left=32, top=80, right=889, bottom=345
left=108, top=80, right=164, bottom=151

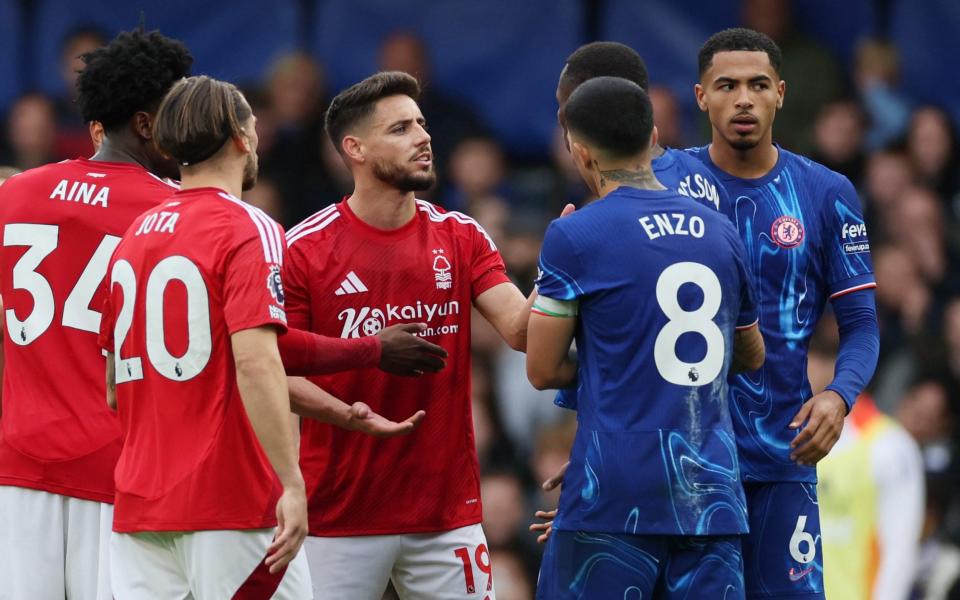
left=771, top=215, right=805, bottom=249
left=432, top=248, right=452, bottom=290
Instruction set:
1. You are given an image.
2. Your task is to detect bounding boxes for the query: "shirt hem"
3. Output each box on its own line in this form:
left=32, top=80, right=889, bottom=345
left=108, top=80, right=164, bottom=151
left=308, top=515, right=482, bottom=537
left=0, top=477, right=114, bottom=504
left=113, top=519, right=277, bottom=533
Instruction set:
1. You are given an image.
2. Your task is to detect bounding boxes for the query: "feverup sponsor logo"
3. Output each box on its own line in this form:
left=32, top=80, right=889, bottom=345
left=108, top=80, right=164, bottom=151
left=841, top=222, right=867, bottom=239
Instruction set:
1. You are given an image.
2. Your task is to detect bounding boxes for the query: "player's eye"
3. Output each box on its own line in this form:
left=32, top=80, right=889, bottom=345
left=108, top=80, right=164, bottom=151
left=393, top=125, right=406, bottom=134
left=752, top=82, right=769, bottom=91
left=719, top=83, right=735, bottom=91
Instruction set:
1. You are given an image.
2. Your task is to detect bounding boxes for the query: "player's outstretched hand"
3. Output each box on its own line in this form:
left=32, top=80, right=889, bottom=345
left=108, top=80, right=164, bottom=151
left=529, top=509, right=557, bottom=544
left=788, top=390, right=847, bottom=466
left=266, top=486, right=308, bottom=574
left=542, top=461, right=569, bottom=491
left=377, top=323, right=448, bottom=376
left=347, top=401, right=426, bottom=437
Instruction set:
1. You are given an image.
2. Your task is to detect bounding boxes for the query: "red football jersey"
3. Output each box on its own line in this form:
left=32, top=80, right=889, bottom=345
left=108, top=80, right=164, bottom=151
left=98, top=188, right=288, bottom=533
left=284, top=198, right=510, bottom=536
left=0, top=159, right=176, bottom=503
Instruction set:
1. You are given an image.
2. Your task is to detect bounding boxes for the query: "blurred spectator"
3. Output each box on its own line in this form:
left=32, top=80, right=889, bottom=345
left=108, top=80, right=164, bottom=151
left=741, top=0, right=846, bottom=154
left=648, top=85, right=684, bottom=149
left=54, top=26, right=107, bottom=159
left=481, top=470, right=528, bottom=549
left=528, top=418, right=576, bottom=512
left=489, top=547, right=535, bottom=600
left=907, top=106, right=960, bottom=207
left=913, top=475, right=960, bottom=599
left=811, top=99, right=867, bottom=186
left=2, top=93, right=58, bottom=170
left=890, top=187, right=960, bottom=299
left=854, top=39, right=911, bottom=151
left=896, top=377, right=957, bottom=473
left=241, top=176, right=284, bottom=222
left=862, top=150, right=916, bottom=244
left=444, top=136, right=513, bottom=211
left=256, top=52, right=330, bottom=226
left=379, top=31, right=487, bottom=182
left=0, top=166, right=21, bottom=185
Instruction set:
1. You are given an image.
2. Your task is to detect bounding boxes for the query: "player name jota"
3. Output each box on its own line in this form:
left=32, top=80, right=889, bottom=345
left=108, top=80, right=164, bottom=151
left=338, top=300, right=461, bottom=338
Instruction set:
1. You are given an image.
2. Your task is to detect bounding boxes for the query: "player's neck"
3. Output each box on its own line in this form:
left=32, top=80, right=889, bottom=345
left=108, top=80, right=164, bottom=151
left=178, top=163, right=243, bottom=198
left=91, top=137, right=150, bottom=170
left=593, top=157, right=667, bottom=199
left=708, top=135, right=779, bottom=179
left=348, top=182, right=417, bottom=230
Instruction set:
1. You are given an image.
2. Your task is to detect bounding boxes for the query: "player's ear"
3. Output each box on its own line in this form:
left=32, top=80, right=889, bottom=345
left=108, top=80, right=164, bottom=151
left=649, top=126, right=659, bottom=151
left=776, top=79, right=786, bottom=109
left=342, top=135, right=364, bottom=164
left=232, top=131, right=251, bottom=154
left=570, top=140, right=591, bottom=171
left=133, top=111, right=153, bottom=140
left=694, top=84, right=708, bottom=112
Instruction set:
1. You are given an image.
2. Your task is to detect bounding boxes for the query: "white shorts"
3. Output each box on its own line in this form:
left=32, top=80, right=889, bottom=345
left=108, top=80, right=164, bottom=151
left=110, top=528, right=312, bottom=599
left=306, top=523, right=496, bottom=600
left=0, top=485, right=113, bottom=600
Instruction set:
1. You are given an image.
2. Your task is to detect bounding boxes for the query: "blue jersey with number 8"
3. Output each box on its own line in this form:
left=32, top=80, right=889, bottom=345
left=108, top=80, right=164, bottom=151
left=536, top=186, right=757, bottom=536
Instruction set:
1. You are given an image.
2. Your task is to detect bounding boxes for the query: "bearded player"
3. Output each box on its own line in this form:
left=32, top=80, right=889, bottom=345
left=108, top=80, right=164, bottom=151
left=284, top=71, right=560, bottom=599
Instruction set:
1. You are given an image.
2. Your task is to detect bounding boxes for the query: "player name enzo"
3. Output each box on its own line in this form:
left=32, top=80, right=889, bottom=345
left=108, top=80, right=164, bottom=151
left=338, top=300, right=460, bottom=338
left=49, top=179, right=110, bottom=207
left=639, top=212, right=706, bottom=240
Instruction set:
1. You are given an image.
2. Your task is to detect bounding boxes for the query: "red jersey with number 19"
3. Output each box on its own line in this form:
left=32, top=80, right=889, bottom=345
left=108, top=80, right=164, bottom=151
left=0, top=159, right=176, bottom=504
left=284, top=198, right=509, bottom=536
left=98, top=187, right=288, bottom=533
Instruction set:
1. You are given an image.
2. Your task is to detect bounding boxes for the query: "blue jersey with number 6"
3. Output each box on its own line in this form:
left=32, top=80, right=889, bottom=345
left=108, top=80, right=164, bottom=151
left=536, top=186, right=758, bottom=536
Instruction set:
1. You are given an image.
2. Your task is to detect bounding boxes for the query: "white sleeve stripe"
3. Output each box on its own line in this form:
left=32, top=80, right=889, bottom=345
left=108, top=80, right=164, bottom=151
left=286, top=205, right=338, bottom=237
left=415, top=200, right=497, bottom=251
left=219, top=193, right=283, bottom=264
left=829, top=282, right=876, bottom=299
left=286, top=213, right=340, bottom=247
left=146, top=172, right=181, bottom=190
left=735, top=319, right=759, bottom=330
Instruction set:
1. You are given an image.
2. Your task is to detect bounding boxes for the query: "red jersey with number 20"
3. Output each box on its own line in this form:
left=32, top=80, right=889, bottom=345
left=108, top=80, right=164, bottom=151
left=0, top=159, right=176, bottom=504
left=99, top=187, right=288, bottom=533
left=284, top=198, right=509, bottom=536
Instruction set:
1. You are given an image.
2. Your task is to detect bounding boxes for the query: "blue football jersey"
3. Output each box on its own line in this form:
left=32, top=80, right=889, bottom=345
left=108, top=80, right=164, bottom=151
left=686, top=145, right=876, bottom=483
left=536, top=186, right=757, bottom=536
left=553, top=147, right=727, bottom=410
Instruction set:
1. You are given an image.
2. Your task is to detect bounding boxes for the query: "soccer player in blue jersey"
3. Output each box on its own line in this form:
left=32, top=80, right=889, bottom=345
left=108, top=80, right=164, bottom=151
left=688, top=28, right=880, bottom=599
left=527, top=76, right=765, bottom=599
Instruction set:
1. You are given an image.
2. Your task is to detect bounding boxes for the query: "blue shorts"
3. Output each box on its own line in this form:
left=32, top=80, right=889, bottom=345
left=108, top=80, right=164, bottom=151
left=537, top=530, right=744, bottom=599
left=742, top=482, right=825, bottom=599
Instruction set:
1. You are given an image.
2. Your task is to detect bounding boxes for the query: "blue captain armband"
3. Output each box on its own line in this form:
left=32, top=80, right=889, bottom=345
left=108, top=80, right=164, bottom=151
left=532, top=295, right=579, bottom=318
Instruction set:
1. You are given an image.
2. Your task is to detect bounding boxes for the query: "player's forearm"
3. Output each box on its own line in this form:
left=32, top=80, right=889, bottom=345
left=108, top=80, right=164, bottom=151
left=508, top=289, right=538, bottom=352
left=731, top=325, right=765, bottom=373
left=278, top=328, right=381, bottom=376
left=234, top=339, right=304, bottom=490
left=287, top=376, right=352, bottom=428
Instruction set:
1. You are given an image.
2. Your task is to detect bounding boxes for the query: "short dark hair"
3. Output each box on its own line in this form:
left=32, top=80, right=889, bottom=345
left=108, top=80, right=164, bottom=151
left=698, top=28, right=782, bottom=76
left=153, top=76, right=252, bottom=167
left=325, top=71, right=421, bottom=151
left=565, top=76, right=654, bottom=158
left=76, top=29, right=192, bottom=132
left=560, top=42, right=649, bottom=93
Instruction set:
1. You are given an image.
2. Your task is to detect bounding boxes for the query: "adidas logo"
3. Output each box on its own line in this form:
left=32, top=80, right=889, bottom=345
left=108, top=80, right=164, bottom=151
left=335, top=271, right=368, bottom=296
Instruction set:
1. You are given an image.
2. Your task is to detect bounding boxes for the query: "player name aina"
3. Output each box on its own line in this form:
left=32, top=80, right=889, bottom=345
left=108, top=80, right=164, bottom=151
left=48, top=179, right=110, bottom=207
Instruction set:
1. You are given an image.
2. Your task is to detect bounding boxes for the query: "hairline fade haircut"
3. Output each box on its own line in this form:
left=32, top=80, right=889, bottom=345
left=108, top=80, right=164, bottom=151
left=153, top=75, right=252, bottom=167
left=565, top=76, right=654, bottom=159
left=560, top=41, right=649, bottom=93
left=698, top=28, right=783, bottom=77
left=324, top=71, right=421, bottom=153
left=76, top=29, right=193, bottom=133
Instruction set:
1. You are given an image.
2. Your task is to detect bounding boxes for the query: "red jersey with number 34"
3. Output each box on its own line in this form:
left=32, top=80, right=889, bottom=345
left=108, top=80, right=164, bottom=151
left=0, top=159, right=176, bottom=503
left=283, top=198, right=509, bottom=536
left=98, top=187, right=288, bottom=532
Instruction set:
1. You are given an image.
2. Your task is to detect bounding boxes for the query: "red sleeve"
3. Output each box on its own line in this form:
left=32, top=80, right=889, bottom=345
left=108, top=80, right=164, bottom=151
left=97, top=273, right=115, bottom=353
left=469, top=222, right=510, bottom=300
left=277, top=328, right=381, bottom=376
left=281, top=242, right=311, bottom=331
left=222, top=228, right=289, bottom=335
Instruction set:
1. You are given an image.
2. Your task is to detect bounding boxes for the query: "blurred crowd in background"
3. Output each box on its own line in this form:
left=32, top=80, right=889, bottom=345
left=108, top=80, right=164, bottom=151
left=1, top=0, right=959, bottom=598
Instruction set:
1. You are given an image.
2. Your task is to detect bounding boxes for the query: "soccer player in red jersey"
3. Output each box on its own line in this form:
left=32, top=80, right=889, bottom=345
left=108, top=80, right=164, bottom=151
left=99, top=75, right=311, bottom=598
left=0, top=30, right=191, bottom=600
left=285, top=71, right=552, bottom=599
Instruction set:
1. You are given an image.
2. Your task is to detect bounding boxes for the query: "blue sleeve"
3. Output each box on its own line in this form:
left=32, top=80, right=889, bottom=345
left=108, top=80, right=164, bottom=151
left=825, top=176, right=876, bottom=297
left=554, top=387, right=577, bottom=410
left=729, top=225, right=759, bottom=328
left=825, top=289, right=879, bottom=412
left=536, top=220, right=585, bottom=301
